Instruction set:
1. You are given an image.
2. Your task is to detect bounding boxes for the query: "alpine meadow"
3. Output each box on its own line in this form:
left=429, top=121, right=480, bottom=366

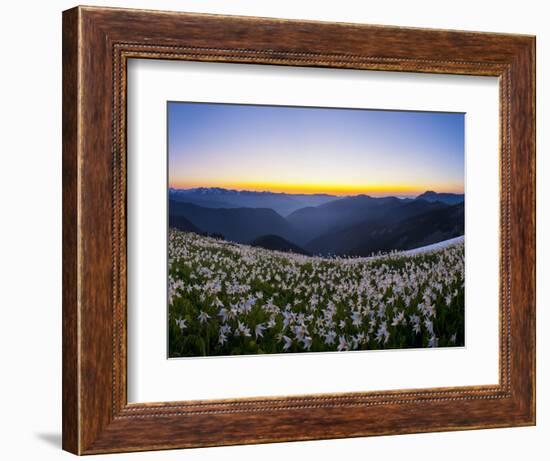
left=167, top=102, right=465, bottom=358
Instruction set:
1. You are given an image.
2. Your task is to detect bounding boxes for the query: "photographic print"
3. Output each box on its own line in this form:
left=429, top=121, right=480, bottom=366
left=168, top=102, right=465, bottom=358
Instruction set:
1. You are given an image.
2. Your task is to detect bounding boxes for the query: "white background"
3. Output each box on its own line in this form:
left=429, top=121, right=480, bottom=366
left=0, top=0, right=546, bottom=460
left=127, top=60, right=499, bottom=402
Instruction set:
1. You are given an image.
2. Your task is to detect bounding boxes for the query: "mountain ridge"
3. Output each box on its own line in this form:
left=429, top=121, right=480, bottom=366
left=169, top=189, right=464, bottom=256
left=169, top=200, right=301, bottom=244
left=416, top=190, right=464, bottom=205
left=169, top=187, right=340, bottom=216
left=250, top=234, right=310, bottom=255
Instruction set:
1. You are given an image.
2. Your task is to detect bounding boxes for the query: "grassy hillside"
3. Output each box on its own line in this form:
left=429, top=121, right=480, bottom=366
left=168, top=230, right=465, bottom=357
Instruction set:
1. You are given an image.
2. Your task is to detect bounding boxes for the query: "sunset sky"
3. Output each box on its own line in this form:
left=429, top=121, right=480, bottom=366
left=168, top=102, right=464, bottom=196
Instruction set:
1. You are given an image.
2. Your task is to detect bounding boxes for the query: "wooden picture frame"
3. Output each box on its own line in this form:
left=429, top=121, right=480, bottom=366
left=62, top=5, right=535, bottom=455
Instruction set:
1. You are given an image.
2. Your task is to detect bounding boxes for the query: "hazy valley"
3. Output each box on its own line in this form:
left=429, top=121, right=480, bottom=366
left=169, top=188, right=464, bottom=257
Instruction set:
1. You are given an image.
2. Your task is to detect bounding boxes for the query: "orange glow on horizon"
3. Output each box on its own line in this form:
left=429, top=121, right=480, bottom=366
left=168, top=180, right=464, bottom=196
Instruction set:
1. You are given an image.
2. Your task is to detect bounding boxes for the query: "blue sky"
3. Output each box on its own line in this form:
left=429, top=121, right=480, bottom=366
left=168, top=101, right=464, bottom=196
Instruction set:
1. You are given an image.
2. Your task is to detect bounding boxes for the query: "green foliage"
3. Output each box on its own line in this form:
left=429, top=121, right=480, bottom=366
left=168, top=231, right=465, bottom=357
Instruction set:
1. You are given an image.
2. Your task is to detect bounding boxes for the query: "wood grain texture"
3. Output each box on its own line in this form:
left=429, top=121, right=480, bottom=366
left=62, top=5, right=536, bottom=455
left=62, top=7, right=79, bottom=454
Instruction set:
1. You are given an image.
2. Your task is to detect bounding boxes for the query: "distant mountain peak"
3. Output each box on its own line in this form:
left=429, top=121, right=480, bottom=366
left=416, top=191, right=464, bottom=205
left=417, top=190, right=460, bottom=197
left=169, top=187, right=342, bottom=217
left=170, top=186, right=338, bottom=197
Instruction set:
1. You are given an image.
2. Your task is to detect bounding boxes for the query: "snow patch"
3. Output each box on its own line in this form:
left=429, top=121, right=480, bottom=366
left=400, top=236, right=465, bottom=256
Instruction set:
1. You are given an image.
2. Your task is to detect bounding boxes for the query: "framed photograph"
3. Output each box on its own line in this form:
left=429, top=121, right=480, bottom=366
left=62, top=6, right=535, bottom=455
left=166, top=101, right=466, bottom=358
